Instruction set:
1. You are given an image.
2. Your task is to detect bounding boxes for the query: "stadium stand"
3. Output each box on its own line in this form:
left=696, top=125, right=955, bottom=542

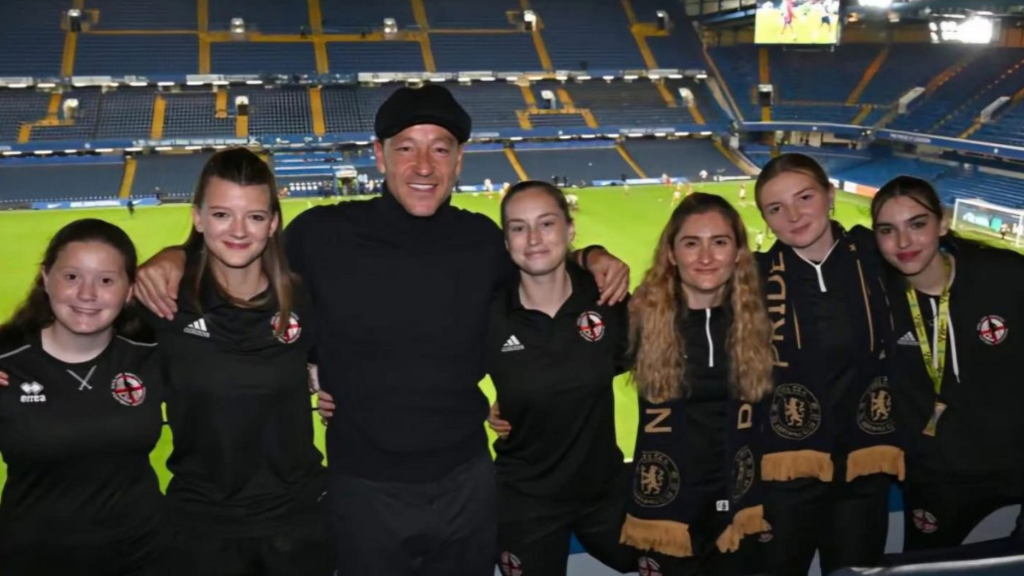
left=0, top=91, right=51, bottom=144
left=857, top=44, right=973, bottom=105
left=322, top=85, right=399, bottom=134
left=460, top=148, right=520, bottom=186
left=208, top=0, right=308, bottom=34
left=235, top=87, right=313, bottom=137
left=87, top=0, right=198, bottom=30
left=30, top=89, right=103, bottom=142
left=319, top=0, right=415, bottom=34
left=95, top=89, right=155, bottom=140
left=0, top=0, right=67, bottom=78
left=633, top=0, right=707, bottom=70
left=530, top=0, right=645, bottom=71
left=445, top=84, right=524, bottom=130
left=326, top=42, right=424, bottom=74
left=974, top=104, right=1024, bottom=147
left=707, top=45, right=760, bottom=121
left=0, top=158, right=124, bottom=203
left=627, top=139, right=746, bottom=179
left=431, top=34, right=542, bottom=72
left=74, top=34, right=198, bottom=77
left=211, top=42, right=317, bottom=76
left=770, top=45, right=879, bottom=103
left=932, top=58, right=1024, bottom=138
left=514, top=143, right=636, bottom=182
left=130, top=153, right=212, bottom=199
left=564, top=81, right=701, bottom=127
left=424, top=0, right=520, bottom=29
left=162, top=91, right=236, bottom=138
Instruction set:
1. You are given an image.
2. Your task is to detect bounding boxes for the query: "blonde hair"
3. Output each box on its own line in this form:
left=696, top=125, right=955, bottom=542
left=629, top=193, right=773, bottom=403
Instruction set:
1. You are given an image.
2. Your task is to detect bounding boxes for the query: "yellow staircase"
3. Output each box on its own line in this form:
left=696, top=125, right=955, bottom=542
left=150, top=95, right=166, bottom=139
left=759, top=48, right=771, bottom=122
left=851, top=106, right=872, bottom=126
left=616, top=142, right=647, bottom=179
left=119, top=157, right=138, bottom=199
left=520, top=0, right=552, bottom=71
left=847, top=46, right=889, bottom=105
left=505, top=147, right=528, bottom=180
left=309, top=87, right=326, bottom=136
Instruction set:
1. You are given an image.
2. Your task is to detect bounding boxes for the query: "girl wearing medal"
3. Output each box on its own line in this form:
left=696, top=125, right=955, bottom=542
left=754, top=153, right=902, bottom=576
left=872, top=176, right=1024, bottom=552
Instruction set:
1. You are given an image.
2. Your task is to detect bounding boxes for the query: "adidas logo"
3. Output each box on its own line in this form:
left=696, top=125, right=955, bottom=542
left=184, top=318, right=210, bottom=338
left=897, top=331, right=919, bottom=346
left=501, top=335, right=524, bottom=353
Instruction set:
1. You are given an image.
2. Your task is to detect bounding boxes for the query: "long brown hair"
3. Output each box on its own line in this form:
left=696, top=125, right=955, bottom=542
left=629, top=193, right=773, bottom=403
left=183, top=148, right=296, bottom=336
left=0, top=219, right=143, bottom=342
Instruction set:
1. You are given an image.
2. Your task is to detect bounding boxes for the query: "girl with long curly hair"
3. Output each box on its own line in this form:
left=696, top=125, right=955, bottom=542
left=621, top=193, right=772, bottom=576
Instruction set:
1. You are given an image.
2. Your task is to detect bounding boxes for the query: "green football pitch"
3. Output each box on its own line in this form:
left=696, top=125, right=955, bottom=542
left=0, top=182, right=1009, bottom=493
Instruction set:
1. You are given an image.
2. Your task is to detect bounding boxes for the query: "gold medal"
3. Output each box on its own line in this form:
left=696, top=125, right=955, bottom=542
left=922, top=401, right=947, bottom=437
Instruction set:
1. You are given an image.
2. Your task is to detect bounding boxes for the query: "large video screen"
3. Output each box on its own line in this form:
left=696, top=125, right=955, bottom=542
left=755, top=0, right=842, bottom=45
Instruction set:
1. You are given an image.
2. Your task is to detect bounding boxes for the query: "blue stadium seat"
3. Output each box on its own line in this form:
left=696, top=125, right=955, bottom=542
left=235, top=87, right=312, bottom=137
left=0, top=0, right=68, bottom=78
left=0, top=160, right=124, bottom=203
left=460, top=150, right=519, bottom=186
left=162, top=92, right=235, bottom=138
left=96, top=89, right=154, bottom=139
left=627, top=139, right=744, bottom=179
left=31, top=89, right=102, bottom=142
left=708, top=45, right=761, bottom=121
left=932, top=61, right=1024, bottom=138
left=130, top=153, right=211, bottom=199
left=564, top=81, right=698, bottom=127
left=528, top=113, right=589, bottom=128
left=320, top=0, right=414, bottom=34
left=208, top=0, right=308, bottom=34
left=515, top=145, right=634, bottom=183
left=859, top=44, right=970, bottom=105
left=531, top=0, right=644, bottom=71
left=431, top=34, right=542, bottom=72
left=89, top=0, right=197, bottom=30
left=75, top=34, right=199, bottom=76
left=322, top=85, right=398, bottom=133
left=327, top=42, right=424, bottom=73
left=424, top=0, right=519, bottom=29
left=0, top=91, right=51, bottom=143
left=446, top=84, right=524, bottom=129
left=211, top=42, right=317, bottom=75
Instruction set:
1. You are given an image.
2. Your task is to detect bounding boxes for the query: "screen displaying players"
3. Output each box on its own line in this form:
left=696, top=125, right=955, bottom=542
left=755, top=0, right=841, bottom=45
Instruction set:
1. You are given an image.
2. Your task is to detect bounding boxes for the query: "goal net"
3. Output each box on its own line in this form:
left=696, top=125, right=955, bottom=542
left=951, top=198, right=1024, bottom=247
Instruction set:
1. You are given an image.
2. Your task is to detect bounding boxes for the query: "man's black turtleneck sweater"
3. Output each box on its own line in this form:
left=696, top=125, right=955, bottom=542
left=285, top=188, right=515, bottom=482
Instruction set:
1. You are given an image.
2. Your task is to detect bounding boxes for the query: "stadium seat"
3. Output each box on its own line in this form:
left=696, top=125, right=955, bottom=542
left=130, top=154, right=212, bottom=199
left=0, top=159, right=124, bottom=203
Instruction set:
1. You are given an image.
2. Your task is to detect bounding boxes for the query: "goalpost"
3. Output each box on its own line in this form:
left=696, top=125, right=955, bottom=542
left=951, top=198, right=1024, bottom=247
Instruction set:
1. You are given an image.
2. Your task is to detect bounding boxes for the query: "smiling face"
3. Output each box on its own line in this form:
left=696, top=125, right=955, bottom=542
left=669, top=210, right=739, bottom=306
left=192, top=176, right=279, bottom=271
left=873, top=194, right=948, bottom=277
left=42, top=241, right=132, bottom=336
left=758, top=170, right=835, bottom=254
left=375, top=124, right=465, bottom=217
left=504, top=187, right=575, bottom=277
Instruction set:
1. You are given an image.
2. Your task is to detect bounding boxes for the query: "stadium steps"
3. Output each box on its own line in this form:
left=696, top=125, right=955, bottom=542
left=972, top=83, right=1024, bottom=140
left=515, top=110, right=532, bottom=129
left=925, top=50, right=983, bottom=97
left=615, top=142, right=647, bottom=178
left=846, top=46, right=889, bottom=105
left=522, top=0, right=553, bottom=71
left=929, top=56, right=1024, bottom=134
left=701, top=47, right=745, bottom=122
left=759, top=47, right=771, bottom=122
left=309, top=0, right=328, bottom=74
left=504, top=147, right=529, bottom=180
left=410, top=0, right=437, bottom=72
left=119, top=157, right=137, bottom=199
left=715, top=140, right=758, bottom=176
left=851, top=105, right=872, bottom=125
left=150, top=95, right=166, bottom=139
left=61, top=30, right=78, bottom=78
left=236, top=113, right=248, bottom=138
left=309, top=87, right=326, bottom=137
left=960, top=119, right=983, bottom=140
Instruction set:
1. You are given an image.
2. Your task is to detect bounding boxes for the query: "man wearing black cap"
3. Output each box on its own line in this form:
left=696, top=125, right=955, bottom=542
left=134, top=84, right=629, bottom=576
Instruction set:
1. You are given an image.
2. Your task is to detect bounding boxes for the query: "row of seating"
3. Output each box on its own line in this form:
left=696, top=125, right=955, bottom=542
left=0, top=139, right=738, bottom=202
left=0, top=81, right=717, bottom=144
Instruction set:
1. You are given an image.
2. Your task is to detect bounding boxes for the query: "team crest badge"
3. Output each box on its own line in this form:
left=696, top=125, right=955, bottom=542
left=638, top=556, right=663, bottom=576
left=977, top=315, right=1008, bottom=346
left=732, top=446, right=756, bottom=500
left=912, top=509, right=938, bottom=534
left=770, top=383, right=822, bottom=440
left=111, top=373, right=146, bottom=407
left=577, top=311, right=605, bottom=342
left=498, top=552, right=522, bottom=576
left=271, top=312, right=302, bottom=344
left=858, top=377, right=895, bottom=435
left=633, top=451, right=681, bottom=508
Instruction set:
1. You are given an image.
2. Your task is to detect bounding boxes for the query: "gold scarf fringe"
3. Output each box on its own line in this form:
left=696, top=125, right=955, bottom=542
left=846, top=445, right=906, bottom=482
left=715, top=505, right=769, bottom=553
left=761, top=450, right=834, bottom=482
left=619, top=514, right=693, bottom=557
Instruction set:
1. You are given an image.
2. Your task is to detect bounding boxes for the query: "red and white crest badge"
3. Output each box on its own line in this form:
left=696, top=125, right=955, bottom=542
left=577, top=311, right=605, bottom=342
left=977, top=315, right=1008, bottom=346
left=638, top=556, right=663, bottom=576
left=912, top=509, right=939, bottom=534
left=271, top=312, right=302, bottom=344
left=111, top=373, right=146, bottom=407
left=498, top=552, right=522, bottom=576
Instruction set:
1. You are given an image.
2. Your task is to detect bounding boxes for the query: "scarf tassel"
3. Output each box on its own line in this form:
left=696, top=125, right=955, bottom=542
left=846, top=445, right=906, bottom=482
left=761, top=450, right=834, bottom=482
left=620, top=514, right=693, bottom=558
left=715, top=505, right=769, bottom=553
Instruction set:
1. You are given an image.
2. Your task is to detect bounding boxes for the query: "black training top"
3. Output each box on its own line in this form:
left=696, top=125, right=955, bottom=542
left=487, top=263, right=628, bottom=501
left=0, top=331, right=163, bottom=547
left=144, top=265, right=325, bottom=536
left=285, top=188, right=516, bottom=482
left=887, top=242, right=1024, bottom=483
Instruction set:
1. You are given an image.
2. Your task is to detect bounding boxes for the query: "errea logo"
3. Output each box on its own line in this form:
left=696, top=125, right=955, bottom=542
left=20, top=382, right=46, bottom=404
